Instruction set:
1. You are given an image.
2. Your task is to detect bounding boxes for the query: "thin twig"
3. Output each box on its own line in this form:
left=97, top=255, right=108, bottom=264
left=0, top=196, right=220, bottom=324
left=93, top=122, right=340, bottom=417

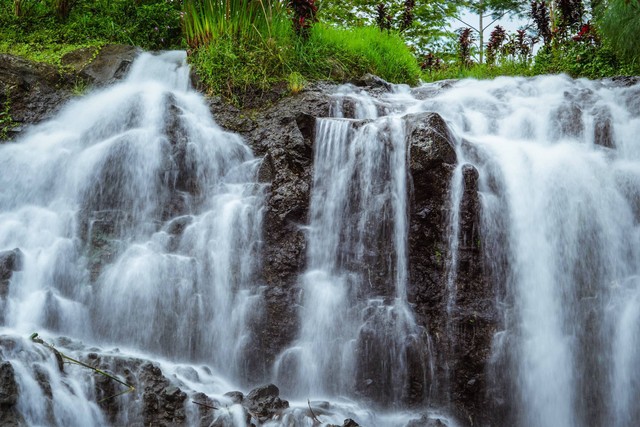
left=192, top=400, right=219, bottom=410
left=30, top=333, right=135, bottom=402
left=308, top=399, right=322, bottom=424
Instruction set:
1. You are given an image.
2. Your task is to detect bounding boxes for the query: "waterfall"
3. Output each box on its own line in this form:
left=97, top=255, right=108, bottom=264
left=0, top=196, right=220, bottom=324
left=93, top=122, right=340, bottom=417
left=0, top=51, right=265, bottom=424
left=421, top=75, right=640, bottom=427
left=3, top=47, right=639, bottom=427
left=274, top=89, right=432, bottom=408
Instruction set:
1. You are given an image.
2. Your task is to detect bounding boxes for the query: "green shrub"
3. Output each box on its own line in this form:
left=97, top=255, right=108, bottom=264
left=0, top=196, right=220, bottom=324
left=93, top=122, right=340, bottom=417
left=532, top=40, right=633, bottom=79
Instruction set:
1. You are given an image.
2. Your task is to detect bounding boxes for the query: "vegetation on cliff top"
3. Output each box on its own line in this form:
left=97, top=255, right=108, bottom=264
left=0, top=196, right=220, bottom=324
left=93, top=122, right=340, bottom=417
left=0, top=0, right=639, bottom=101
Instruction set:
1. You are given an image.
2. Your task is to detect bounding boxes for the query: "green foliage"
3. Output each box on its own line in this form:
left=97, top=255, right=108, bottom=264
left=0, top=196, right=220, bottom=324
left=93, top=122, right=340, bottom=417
left=0, top=0, right=182, bottom=53
left=304, top=25, right=421, bottom=84
left=182, top=0, right=289, bottom=49
left=532, top=42, right=629, bottom=78
left=596, top=0, right=640, bottom=68
left=317, top=0, right=459, bottom=54
left=190, top=23, right=421, bottom=102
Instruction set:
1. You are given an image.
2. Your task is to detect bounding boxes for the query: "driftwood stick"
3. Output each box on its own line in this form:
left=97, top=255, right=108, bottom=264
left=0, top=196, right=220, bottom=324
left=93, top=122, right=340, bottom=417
left=30, top=332, right=135, bottom=402
left=192, top=400, right=219, bottom=410
left=308, top=398, right=322, bottom=424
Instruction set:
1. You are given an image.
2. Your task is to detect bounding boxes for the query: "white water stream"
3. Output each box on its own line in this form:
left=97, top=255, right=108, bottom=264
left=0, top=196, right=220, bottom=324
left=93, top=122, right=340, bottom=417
left=418, top=76, right=640, bottom=427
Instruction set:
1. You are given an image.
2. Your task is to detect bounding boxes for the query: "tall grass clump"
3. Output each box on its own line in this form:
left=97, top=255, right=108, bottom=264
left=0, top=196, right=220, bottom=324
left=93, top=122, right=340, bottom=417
left=597, top=0, right=640, bottom=69
left=182, top=0, right=290, bottom=49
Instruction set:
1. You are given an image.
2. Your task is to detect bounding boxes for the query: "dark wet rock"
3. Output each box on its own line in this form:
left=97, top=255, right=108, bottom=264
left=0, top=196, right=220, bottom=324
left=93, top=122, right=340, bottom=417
left=193, top=392, right=219, bottom=427
left=84, top=210, right=127, bottom=281
left=210, top=84, right=332, bottom=374
left=405, top=111, right=456, bottom=408
left=0, top=249, right=23, bottom=315
left=0, top=362, right=19, bottom=406
left=0, top=248, right=23, bottom=281
left=244, top=383, right=289, bottom=421
left=0, top=362, right=23, bottom=427
left=342, top=419, right=360, bottom=427
left=593, top=106, right=615, bottom=149
left=405, top=112, right=496, bottom=425
left=552, top=100, right=584, bottom=139
left=224, top=390, right=244, bottom=404
left=352, top=73, right=392, bottom=91
left=411, top=80, right=457, bottom=100
left=447, top=164, right=497, bottom=426
left=1, top=47, right=139, bottom=141
left=405, top=112, right=456, bottom=341
left=0, top=54, right=73, bottom=138
left=75, top=45, right=140, bottom=86
left=406, top=415, right=447, bottom=427
left=608, top=76, right=640, bottom=88
left=139, top=362, right=187, bottom=426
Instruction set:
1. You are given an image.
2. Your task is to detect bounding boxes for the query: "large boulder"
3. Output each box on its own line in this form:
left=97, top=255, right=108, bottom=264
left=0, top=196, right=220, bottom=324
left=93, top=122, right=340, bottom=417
left=244, top=383, right=289, bottom=422
left=0, top=54, right=73, bottom=138
left=62, top=44, right=140, bottom=87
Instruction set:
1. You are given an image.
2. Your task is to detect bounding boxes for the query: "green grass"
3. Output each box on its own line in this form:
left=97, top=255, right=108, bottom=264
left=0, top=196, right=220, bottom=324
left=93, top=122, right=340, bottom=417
left=300, top=25, right=422, bottom=85
left=190, top=23, right=422, bottom=102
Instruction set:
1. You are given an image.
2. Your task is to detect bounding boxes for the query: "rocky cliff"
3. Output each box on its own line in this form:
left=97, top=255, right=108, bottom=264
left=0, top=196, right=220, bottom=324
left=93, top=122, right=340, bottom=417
left=0, top=47, right=494, bottom=426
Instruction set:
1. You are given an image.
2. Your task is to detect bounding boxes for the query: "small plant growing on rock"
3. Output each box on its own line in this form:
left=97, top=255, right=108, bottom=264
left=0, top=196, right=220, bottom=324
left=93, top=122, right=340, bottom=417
left=288, top=71, right=305, bottom=94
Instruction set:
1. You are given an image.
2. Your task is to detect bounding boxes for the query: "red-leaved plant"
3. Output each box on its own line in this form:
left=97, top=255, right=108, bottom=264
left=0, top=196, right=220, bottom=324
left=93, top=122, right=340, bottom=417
left=289, top=0, right=317, bottom=38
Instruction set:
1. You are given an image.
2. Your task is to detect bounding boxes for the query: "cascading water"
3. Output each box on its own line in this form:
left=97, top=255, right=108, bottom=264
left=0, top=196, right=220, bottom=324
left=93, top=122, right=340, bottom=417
left=0, top=51, right=265, bottom=425
left=418, top=75, right=640, bottom=427
left=4, top=47, right=638, bottom=427
left=274, top=90, right=433, bottom=408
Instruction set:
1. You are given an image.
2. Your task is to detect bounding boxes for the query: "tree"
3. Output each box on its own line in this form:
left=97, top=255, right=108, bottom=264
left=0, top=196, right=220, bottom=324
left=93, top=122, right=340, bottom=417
left=451, top=0, right=529, bottom=63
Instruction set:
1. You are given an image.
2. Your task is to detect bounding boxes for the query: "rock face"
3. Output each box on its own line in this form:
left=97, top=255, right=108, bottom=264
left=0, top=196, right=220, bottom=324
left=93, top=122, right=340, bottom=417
left=209, top=86, right=333, bottom=372
left=0, top=54, right=72, bottom=138
left=0, top=249, right=24, bottom=323
left=404, top=112, right=497, bottom=425
left=0, top=45, right=141, bottom=141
